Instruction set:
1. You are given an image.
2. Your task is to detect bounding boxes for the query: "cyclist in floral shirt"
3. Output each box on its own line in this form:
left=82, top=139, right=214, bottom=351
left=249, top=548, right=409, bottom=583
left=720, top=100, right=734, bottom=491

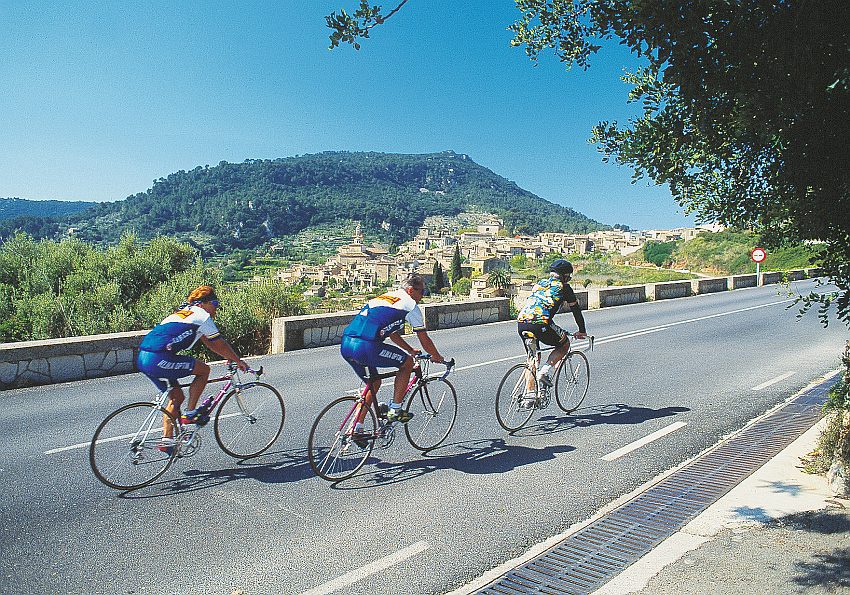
left=517, top=259, right=588, bottom=388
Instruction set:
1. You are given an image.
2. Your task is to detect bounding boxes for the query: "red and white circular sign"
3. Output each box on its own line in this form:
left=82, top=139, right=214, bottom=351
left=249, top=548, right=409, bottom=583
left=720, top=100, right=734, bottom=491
left=750, top=247, right=767, bottom=263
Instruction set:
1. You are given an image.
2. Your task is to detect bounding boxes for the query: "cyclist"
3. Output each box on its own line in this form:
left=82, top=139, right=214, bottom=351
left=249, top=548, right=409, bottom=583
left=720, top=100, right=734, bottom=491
left=340, top=273, right=448, bottom=431
left=517, top=259, right=588, bottom=401
left=137, top=285, right=248, bottom=453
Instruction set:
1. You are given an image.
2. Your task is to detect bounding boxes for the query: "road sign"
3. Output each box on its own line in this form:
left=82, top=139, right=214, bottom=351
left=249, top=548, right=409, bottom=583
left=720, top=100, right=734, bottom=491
left=750, top=247, right=767, bottom=263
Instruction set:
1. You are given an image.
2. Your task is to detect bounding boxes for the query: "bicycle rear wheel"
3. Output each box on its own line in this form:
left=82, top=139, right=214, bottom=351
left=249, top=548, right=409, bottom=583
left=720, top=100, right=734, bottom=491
left=555, top=351, right=590, bottom=413
left=214, top=382, right=285, bottom=458
left=89, top=402, right=177, bottom=490
left=495, top=363, right=536, bottom=432
left=308, top=396, right=376, bottom=482
left=404, top=378, right=457, bottom=451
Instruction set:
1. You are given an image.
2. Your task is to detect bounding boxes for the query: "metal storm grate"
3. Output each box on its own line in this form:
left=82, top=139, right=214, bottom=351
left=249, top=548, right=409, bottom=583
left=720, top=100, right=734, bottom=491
left=475, top=376, right=837, bottom=595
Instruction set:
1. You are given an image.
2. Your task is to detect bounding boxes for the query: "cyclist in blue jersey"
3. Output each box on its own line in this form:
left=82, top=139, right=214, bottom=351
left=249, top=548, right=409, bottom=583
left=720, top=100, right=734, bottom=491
left=341, top=274, right=447, bottom=427
left=137, top=285, right=248, bottom=452
left=517, top=259, right=588, bottom=392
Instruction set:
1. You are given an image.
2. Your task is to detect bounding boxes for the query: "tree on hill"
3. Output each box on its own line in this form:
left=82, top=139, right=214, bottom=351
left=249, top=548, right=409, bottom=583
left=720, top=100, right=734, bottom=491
left=326, top=1, right=850, bottom=326
left=643, top=241, right=677, bottom=268
left=432, top=261, right=446, bottom=293
left=450, top=244, right=463, bottom=283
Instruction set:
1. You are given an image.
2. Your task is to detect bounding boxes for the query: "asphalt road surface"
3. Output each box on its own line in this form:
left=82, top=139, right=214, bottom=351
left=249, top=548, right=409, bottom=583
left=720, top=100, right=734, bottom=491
left=1, top=280, right=846, bottom=594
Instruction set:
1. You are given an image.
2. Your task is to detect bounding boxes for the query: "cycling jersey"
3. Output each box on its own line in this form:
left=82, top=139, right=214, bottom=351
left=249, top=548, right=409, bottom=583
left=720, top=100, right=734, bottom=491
left=517, top=277, right=578, bottom=324
left=139, top=305, right=221, bottom=353
left=137, top=305, right=221, bottom=391
left=343, top=288, right=425, bottom=341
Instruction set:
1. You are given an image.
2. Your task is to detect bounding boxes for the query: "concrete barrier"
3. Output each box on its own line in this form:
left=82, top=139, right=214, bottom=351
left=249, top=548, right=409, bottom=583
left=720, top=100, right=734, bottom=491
left=729, top=274, right=758, bottom=289
left=648, top=281, right=692, bottom=301
left=806, top=267, right=824, bottom=277
left=0, top=331, right=146, bottom=389
left=786, top=269, right=807, bottom=281
left=270, top=298, right=511, bottom=353
left=0, top=270, right=806, bottom=388
left=589, top=285, right=646, bottom=308
left=691, top=277, right=728, bottom=294
left=270, top=311, right=357, bottom=353
left=422, top=298, right=510, bottom=331
left=761, top=271, right=784, bottom=285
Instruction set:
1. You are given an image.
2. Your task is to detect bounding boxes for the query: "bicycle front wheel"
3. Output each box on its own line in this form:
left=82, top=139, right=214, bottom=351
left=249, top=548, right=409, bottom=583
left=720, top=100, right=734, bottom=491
left=308, top=396, right=376, bottom=482
left=214, top=382, right=285, bottom=459
left=89, top=402, right=177, bottom=490
left=555, top=351, right=590, bottom=413
left=404, top=378, right=457, bottom=451
left=495, top=364, right=536, bottom=432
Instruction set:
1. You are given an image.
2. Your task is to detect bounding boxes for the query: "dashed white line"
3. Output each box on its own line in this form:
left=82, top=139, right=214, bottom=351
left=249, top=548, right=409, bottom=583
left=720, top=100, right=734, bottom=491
left=602, top=422, right=688, bottom=461
left=300, top=540, right=429, bottom=595
left=752, top=371, right=796, bottom=391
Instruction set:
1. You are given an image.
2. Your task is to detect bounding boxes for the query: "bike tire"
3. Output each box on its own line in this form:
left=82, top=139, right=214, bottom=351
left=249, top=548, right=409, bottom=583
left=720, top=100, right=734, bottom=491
left=404, top=377, right=457, bottom=451
left=214, top=382, right=285, bottom=459
left=555, top=350, right=590, bottom=413
left=308, top=396, right=376, bottom=482
left=89, top=402, right=177, bottom=490
left=495, top=363, right=536, bottom=432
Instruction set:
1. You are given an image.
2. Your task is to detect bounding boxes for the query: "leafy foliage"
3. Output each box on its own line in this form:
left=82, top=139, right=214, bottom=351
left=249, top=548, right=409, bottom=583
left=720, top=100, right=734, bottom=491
left=0, top=233, right=305, bottom=354
left=643, top=241, right=676, bottom=267
left=326, top=2, right=850, bottom=324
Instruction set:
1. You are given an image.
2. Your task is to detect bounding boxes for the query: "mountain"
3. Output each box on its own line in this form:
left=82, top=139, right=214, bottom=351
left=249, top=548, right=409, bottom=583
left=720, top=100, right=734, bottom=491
left=0, top=151, right=606, bottom=252
left=0, top=197, right=94, bottom=220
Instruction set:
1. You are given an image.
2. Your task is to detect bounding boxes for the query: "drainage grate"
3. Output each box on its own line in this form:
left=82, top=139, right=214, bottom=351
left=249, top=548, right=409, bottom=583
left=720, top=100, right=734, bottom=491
left=475, top=376, right=838, bottom=595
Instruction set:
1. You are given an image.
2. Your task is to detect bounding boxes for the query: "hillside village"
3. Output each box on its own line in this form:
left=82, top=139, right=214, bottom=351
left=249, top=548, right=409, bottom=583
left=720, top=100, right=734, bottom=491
left=274, top=212, right=721, bottom=299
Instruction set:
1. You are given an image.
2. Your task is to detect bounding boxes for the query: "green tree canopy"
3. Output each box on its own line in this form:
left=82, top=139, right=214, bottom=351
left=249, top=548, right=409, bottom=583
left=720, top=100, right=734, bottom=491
left=327, top=1, right=850, bottom=324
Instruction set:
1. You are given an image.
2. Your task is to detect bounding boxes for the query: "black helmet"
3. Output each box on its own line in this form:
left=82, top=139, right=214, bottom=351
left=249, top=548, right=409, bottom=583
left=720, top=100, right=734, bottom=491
left=548, top=259, right=573, bottom=278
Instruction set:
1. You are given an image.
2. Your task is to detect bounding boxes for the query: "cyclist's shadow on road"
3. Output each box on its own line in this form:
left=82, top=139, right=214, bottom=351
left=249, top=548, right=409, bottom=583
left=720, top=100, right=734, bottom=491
left=330, top=438, right=575, bottom=491
left=117, top=450, right=314, bottom=499
left=517, top=403, right=690, bottom=437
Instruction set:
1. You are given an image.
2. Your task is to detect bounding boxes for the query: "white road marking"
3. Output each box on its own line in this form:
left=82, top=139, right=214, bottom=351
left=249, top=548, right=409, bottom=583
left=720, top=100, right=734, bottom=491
left=602, top=422, right=688, bottom=461
left=44, top=411, right=245, bottom=455
left=300, top=540, right=429, bottom=595
left=752, top=371, right=796, bottom=391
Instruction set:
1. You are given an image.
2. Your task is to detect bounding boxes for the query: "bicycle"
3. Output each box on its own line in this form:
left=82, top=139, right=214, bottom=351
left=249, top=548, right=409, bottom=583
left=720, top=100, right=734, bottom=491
left=89, top=363, right=285, bottom=490
left=495, top=332, right=594, bottom=432
left=308, top=355, right=456, bottom=482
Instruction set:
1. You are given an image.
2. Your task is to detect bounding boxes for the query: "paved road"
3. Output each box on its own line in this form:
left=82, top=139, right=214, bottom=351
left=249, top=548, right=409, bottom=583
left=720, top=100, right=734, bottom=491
left=0, top=280, right=846, bottom=594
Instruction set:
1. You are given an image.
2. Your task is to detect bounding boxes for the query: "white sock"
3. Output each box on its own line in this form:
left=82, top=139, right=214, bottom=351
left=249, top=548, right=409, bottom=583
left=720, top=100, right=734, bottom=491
left=539, top=364, right=552, bottom=377
left=354, top=422, right=364, bottom=432
left=389, top=402, right=402, bottom=410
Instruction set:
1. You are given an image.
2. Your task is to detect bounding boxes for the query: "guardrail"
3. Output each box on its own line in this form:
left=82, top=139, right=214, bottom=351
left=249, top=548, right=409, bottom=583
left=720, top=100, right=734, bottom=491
left=0, top=271, right=823, bottom=388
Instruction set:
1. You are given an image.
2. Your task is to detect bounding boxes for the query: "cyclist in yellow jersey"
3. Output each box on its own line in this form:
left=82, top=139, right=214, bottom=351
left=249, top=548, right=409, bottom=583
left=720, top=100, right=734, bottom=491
left=516, top=259, right=588, bottom=389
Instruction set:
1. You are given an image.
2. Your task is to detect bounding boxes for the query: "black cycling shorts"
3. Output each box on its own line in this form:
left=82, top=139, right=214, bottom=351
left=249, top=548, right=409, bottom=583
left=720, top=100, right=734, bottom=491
left=517, top=321, right=569, bottom=348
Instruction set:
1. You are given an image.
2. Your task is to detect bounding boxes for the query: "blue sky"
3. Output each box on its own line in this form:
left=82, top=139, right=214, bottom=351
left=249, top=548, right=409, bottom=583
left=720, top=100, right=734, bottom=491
left=0, top=1, right=695, bottom=230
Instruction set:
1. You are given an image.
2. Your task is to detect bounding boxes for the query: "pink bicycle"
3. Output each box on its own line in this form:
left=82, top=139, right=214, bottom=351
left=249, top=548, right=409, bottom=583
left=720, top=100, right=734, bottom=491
left=308, top=354, right=456, bottom=482
left=89, top=363, right=284, bottom=490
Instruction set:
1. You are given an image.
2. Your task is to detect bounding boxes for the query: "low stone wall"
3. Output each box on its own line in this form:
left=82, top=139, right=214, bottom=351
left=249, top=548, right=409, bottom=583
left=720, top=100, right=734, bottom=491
left=422, top=298, right=510, bottom=331
left=269, top=298, right=511, bottom=353
left=761, top=271, right=784, bottom=285
left=270, top=311, right=357, bottom=353
left=729, top=274, right=758, bottom=289
left=648, top=281, right=692, bottom=301
left=0, top=269, right=816, bottom=388
left=589, top=285, right=647, bottom=309
left=786, top=269, right=807, bottom=281
left=692, top=277, right=728, bottom=294
left=0, top=331, right=146, bottom=389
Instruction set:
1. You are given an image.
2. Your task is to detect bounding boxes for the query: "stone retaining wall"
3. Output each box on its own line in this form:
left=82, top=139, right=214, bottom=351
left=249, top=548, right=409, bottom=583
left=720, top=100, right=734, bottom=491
left=269, top=298, right=511, bottom=353
left=649, top=281, right=692, bottom=301
left=0, top=270, right=821, bottom=388
left=729, top=274, right=758, bottom=289
left=692, top=277, right=729, bottom=294
left=0, top=331, right=146, bottom=390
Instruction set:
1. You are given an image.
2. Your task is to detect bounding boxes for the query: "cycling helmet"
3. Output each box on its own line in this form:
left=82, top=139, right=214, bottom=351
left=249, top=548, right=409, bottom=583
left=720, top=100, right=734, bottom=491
left=548, top=259, right=573, bottom=279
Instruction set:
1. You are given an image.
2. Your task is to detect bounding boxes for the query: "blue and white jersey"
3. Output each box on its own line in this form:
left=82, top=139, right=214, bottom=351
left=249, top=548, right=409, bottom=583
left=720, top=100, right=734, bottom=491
left=343, top=288, right=425, bottom=342
left=139, top=305, right=221, bottom=353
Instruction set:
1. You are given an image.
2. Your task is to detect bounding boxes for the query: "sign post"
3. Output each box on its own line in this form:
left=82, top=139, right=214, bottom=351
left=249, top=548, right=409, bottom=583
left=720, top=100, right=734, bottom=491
left=750, top=247, right=767, bottom=284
